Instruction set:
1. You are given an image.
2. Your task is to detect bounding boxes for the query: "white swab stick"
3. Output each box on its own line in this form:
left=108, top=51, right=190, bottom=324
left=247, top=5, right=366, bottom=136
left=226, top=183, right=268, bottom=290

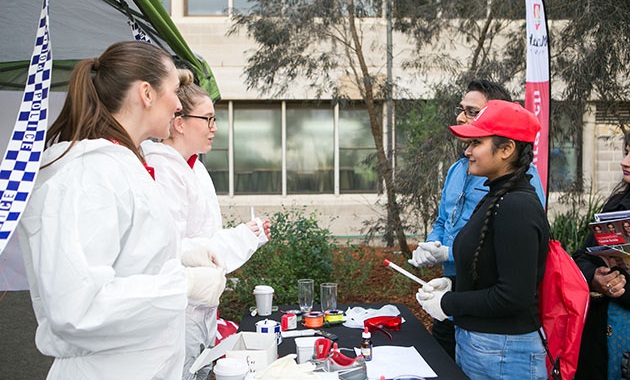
left=384, top=259, right=427, bottom=286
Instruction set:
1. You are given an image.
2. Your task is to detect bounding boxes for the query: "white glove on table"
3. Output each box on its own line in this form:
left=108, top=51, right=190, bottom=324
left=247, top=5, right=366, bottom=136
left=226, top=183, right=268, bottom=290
left=186, top=266, right=226, bottom=307
left=416, top=277, right=452, bottom=321
left=408, top=241, right=449, bottom=267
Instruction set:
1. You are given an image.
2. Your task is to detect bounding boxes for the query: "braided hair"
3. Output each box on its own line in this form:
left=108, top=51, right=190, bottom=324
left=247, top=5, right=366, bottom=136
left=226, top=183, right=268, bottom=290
left=469, top=136, right=535, bottom=283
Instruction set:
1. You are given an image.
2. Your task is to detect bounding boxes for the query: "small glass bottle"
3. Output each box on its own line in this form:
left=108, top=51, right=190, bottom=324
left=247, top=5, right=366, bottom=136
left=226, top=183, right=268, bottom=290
left=360, top=327, right=373, bottom=361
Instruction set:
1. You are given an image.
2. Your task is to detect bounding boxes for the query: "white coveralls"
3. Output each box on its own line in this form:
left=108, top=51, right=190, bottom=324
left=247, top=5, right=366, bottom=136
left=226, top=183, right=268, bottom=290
left=142, top=141, right=260, bottom=380
left=18, top=139, right=189, bottom=380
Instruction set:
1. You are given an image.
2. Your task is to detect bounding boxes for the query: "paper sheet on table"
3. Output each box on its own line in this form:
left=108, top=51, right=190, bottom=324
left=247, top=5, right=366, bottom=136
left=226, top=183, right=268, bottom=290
left=355, top=346, right=437, bottom=379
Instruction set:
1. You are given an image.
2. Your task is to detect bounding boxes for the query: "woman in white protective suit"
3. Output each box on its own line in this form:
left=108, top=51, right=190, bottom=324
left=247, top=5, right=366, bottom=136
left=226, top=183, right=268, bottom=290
left=142, top=69, right=271, bottom=379
left=17, top=41, right=225, bottom=380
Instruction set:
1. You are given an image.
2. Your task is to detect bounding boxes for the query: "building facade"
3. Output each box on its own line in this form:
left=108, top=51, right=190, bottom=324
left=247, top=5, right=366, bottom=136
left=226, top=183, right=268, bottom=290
left=159, top=0, right=627, bottom=238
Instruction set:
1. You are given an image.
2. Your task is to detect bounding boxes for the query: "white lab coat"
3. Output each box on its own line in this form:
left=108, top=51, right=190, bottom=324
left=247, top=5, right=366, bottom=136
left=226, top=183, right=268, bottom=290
left=18, top=139, right=188, bottom=380
left=142, top=141, right=260, bottom=273
left=142, top=141, right=259, bottom=379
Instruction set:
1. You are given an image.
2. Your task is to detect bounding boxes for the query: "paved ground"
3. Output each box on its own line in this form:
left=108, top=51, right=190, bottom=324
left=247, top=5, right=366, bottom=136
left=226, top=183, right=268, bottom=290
left=0, top=291, right=52, bottom=379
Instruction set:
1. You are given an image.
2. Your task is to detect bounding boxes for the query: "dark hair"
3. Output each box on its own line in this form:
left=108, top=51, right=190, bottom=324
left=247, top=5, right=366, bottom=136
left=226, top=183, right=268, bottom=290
left=44, top=41, right=173, bottom=166
left=467, top=80, right=513, bottom=102
left=176, top=69, right=210, bottom=115
left=470, top=136, right=534, bottom=282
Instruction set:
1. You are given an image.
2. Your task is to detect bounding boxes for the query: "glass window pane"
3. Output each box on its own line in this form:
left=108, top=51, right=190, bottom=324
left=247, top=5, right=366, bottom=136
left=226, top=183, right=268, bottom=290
left=187, top=0, right=228, bottom=15
left=203, top=106, right=229, bottom=194
left=549, top=142, right=578, bottom=191
left=339, top=108, right=378, bottom=193
left=233, top=105, right=282, bottom=194
left=548, top=103, right=580, bottom=191
left=159, top=0, right=171, bottom=14
left=286, top=106, right=334, bottom=194
left=233, top=0, right=255, bottom=14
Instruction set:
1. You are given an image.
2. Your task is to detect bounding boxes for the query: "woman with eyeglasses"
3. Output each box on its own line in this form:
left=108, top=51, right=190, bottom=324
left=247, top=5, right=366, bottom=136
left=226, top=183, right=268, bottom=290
left=141, top=69, right=271, bottom=379
left=16, top=41, right=224, bottom=379
left=416, top=100, right=550, bottom=379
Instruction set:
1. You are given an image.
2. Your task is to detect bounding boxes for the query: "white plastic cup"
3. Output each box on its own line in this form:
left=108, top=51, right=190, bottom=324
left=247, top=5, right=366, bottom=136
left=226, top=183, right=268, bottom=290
left=253, top=285, right=274, bottom=316
left=295, top=336, right=319, bottom=364
left=213, top=357, right=249, bottom=380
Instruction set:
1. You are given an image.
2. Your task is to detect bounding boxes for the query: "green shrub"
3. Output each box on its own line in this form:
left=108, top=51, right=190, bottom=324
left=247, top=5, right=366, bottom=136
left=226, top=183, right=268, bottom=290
left=550, top=185, right=604, bottom=254
left=219, top=207, right=337, bottom=321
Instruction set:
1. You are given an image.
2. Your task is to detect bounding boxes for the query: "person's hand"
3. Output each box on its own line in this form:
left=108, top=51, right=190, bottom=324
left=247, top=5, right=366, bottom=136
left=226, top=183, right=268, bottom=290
left=260, top=218, right=272, bottom=240
left=185, top=266, right=226, bottom=307
left=416, top=277, right=451, bottom=321
left=591, top=266, right=626, bottom=298
left=422, top=277, right=452, bottom=293
left=181, top=238, right=223, bottom=268
left=408, top=241, right=449, bottom=267
left=246, top=218, right=272, bottom=240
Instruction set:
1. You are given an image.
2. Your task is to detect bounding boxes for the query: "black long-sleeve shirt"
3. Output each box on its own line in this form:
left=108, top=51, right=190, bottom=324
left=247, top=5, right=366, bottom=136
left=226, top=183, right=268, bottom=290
left=441, top=173, right=549, bottom=334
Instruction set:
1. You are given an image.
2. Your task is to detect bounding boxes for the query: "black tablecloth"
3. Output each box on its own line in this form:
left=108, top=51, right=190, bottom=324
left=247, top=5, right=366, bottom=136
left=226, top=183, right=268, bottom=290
left=238, top=302, right=468, bottom=379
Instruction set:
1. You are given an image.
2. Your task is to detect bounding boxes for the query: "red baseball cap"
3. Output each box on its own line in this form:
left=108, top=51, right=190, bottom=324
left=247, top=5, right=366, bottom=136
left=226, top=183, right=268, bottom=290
left=449, top=100, right=541, bottom=143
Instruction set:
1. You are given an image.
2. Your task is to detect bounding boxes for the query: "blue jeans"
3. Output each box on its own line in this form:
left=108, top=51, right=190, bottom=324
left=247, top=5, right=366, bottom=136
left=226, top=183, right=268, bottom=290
left=455, top=327, right=547, bottom=380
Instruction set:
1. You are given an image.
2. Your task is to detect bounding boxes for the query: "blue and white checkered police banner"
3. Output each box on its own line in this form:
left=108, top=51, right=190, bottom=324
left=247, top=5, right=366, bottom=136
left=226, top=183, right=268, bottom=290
left=0, top=0, right=51, bottom=254
left=128, top=19, right=153, bottom=43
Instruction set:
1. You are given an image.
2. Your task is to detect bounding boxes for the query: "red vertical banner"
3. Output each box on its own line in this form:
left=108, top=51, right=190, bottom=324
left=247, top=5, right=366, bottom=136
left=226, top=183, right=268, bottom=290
left=525, top=0, right=550, bottom=196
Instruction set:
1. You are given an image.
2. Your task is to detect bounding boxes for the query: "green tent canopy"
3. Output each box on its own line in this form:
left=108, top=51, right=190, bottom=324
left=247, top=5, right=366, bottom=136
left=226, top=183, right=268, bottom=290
left=0, top=0, right=220, bottom=101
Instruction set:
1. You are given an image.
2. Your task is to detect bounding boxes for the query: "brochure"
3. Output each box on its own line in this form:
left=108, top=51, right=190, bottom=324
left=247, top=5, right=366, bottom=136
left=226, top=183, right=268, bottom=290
left=587, top=211, right=630, bottom=270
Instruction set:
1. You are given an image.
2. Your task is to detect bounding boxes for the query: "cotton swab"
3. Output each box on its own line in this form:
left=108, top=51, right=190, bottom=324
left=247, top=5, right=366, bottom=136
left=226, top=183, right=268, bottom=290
left=383, top=259, right=427, bottom=286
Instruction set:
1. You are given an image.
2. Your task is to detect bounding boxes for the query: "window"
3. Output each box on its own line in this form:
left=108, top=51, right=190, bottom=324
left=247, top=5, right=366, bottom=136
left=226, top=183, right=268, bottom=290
left=199, top=101, right=378, bottom=195
left=286, top=105, right=334, bottom=193
left=159, top=0, right=171, bottom=14
left=549, top=103, right=581, bottom=192
left=233, top=0, right=255, bottom=14
left=233, top=105, right=282, bottom=194
left=203, top=106, right=229, bottom=194
left=186, top=0, right=228, bottom=15
left=339, top=107, right=378, bottom=192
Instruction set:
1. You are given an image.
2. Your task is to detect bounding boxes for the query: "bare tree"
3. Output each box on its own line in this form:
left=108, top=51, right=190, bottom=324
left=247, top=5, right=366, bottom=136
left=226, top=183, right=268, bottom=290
left=230, top=0, right=413, bottom=253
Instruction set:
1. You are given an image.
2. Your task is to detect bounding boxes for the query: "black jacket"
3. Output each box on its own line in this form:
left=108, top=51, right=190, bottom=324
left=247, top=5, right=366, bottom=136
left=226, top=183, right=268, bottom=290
left=443, top=173, right=549, bottom=334
left=573, top=192, right=630, bottom=380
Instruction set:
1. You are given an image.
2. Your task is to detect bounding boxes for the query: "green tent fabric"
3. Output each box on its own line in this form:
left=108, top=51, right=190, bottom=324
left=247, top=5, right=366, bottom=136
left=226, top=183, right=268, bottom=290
left=0, top=0, right=220, bottom=101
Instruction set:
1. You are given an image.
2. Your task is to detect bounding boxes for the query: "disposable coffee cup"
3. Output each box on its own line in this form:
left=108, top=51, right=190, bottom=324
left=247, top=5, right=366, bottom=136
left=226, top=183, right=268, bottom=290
left=253, top=285, right=274, bottom=316
left=213, top=357, right=249, bottom=380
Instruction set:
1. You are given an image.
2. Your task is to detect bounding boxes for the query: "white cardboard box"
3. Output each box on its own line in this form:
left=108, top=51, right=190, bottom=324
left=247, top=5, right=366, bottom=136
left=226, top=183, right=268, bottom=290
left=189, top=332, right=277, bottom=373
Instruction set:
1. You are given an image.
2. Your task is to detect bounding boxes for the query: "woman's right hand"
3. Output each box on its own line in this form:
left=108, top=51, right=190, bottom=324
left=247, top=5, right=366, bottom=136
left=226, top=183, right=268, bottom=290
left=591, top=266, right=626, bottom=298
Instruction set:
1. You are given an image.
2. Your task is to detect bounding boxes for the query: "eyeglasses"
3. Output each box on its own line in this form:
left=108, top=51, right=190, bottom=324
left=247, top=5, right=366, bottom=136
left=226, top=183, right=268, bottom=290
left=181, top=114, right=217, bottom=129
left=454, top=106, right=481, bottom=119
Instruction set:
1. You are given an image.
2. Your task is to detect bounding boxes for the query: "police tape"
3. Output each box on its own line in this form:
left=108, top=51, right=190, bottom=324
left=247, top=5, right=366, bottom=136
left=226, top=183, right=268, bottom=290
left=0, top=0, right=51, bottom=254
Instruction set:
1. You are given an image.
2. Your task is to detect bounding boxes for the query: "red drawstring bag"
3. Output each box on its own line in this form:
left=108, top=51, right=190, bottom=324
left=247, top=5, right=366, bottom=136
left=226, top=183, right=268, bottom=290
left=538, top=239, right=590, bottom=380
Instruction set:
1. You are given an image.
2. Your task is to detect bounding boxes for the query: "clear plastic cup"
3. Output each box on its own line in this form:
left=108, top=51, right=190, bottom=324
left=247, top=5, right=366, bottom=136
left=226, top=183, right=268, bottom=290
left=320, top=282, right=337, bottom=312
left=298, top=279, right=314, bottom=313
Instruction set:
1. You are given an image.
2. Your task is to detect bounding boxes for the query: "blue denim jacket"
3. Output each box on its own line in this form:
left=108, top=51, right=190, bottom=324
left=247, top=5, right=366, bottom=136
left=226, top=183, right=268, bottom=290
left=427, top=156, right=546, bottom=277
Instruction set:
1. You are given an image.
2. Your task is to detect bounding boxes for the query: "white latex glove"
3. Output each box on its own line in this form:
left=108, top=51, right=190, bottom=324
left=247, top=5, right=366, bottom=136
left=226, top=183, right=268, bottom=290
left=416, top=277, right=452, bottom=321
left=181, top=237, right=223, bottom=268
left=422, top=277, right=452, bottom=293
left=186, top=266, right=227, bottom=307
left=408, top=241, right=449, bottom=267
